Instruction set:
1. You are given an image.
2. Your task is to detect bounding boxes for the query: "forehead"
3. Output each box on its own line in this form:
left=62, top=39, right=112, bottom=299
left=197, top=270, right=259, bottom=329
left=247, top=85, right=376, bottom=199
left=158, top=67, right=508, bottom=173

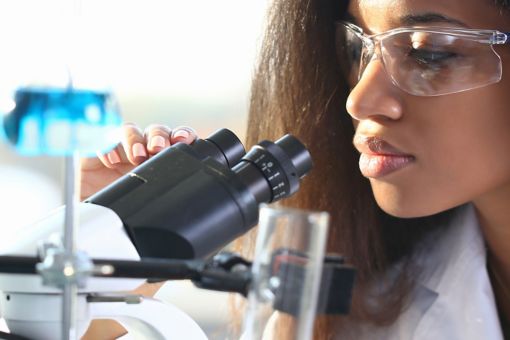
left=349, top=0, right=510, bottom=33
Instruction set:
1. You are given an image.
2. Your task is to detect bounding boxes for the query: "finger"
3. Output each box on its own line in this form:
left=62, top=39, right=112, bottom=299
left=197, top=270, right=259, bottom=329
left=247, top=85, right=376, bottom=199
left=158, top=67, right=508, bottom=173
left=170, top=126, right=198, bottom=145
left=121, top=122, right=148, bottom=165
left=144, top=124, right=172, bottom=155
left=94, top=147, right=122, bottom=169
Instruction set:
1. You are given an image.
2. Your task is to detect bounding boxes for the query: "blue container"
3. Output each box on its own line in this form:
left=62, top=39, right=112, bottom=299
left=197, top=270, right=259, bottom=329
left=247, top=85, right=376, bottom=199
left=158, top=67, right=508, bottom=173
left=1, top=86, right=122, bottom=156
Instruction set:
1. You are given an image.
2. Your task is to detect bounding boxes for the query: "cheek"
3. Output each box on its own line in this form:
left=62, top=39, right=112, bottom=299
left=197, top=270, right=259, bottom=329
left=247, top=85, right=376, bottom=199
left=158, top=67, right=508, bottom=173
left=370, top=90, right=510, bottom=218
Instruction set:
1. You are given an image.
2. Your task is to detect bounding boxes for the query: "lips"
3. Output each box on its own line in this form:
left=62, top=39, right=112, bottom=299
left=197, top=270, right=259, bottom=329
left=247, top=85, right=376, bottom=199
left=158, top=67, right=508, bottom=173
left=353, top=135, right=415, bottom=178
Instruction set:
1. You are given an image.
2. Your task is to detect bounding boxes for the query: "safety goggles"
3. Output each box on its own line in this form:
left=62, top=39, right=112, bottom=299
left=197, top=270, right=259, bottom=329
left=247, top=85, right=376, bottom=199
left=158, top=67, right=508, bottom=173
left=335, top=21, right=510, bottom=96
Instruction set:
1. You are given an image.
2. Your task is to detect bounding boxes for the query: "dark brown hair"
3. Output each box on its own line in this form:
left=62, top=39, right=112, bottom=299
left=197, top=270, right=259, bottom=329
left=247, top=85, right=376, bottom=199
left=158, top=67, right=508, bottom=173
left=235, top=0, right=510, bottom=338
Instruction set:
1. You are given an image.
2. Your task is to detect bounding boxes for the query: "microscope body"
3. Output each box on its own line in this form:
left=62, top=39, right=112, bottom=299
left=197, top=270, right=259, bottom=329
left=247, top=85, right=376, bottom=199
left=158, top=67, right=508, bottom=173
left=86, top=129, right=310, bottom=260
left=88, top=143, right=258, bottom=259
left=0, top=129, right=312, bottom=339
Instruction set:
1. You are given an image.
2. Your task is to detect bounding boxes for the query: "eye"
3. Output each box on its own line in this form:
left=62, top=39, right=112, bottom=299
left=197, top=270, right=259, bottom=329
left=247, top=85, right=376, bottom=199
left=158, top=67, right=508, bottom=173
left=408, top=48, right=458, bottom=65
left=408, top=35, right=460, bottom=65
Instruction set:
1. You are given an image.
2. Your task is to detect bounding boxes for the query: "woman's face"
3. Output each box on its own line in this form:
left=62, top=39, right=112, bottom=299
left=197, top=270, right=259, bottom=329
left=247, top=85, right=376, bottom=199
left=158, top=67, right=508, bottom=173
left=346, top=0, right=510, bottom=217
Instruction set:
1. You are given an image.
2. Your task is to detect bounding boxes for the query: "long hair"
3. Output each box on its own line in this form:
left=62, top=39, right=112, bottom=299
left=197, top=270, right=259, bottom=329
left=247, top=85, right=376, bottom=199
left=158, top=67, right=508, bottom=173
left=236, top=0, right=509, bottom=338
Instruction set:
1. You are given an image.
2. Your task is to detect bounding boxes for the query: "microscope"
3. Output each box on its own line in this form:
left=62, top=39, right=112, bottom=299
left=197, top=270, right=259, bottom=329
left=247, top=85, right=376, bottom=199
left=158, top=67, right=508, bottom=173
left=0, top=128, right=351, bottom=339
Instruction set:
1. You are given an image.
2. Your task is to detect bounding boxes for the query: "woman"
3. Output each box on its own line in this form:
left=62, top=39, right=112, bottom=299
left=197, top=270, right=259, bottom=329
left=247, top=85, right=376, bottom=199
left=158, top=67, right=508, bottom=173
left=81, top=0, right=510, bottom=338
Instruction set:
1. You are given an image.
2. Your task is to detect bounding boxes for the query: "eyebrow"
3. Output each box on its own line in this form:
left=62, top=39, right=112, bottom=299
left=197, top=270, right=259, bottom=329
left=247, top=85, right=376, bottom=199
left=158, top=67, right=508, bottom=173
left=342, top=11, right=469, bottom=33
left=400, top=13, right=468, bottom=27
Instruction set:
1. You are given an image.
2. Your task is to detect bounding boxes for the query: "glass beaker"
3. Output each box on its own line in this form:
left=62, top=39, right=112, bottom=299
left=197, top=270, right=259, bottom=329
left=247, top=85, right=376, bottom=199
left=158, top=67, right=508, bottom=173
left=241, top=204, right=329, bottom=340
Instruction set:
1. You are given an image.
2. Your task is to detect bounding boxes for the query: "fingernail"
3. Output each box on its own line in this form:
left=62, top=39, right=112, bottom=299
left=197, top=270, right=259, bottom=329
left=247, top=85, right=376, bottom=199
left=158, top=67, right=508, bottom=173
left=107, top=151, right=121, bottom=164
left=132, top=143, right=147, bottom=159
left=150, top=135, right=166, bottom=149
left=173, top=129, right=190, bottom=140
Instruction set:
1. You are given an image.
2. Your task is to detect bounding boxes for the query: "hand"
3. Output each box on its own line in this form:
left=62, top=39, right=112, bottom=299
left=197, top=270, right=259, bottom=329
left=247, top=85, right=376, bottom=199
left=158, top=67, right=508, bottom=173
left=80, top=123, right=197, bottom=201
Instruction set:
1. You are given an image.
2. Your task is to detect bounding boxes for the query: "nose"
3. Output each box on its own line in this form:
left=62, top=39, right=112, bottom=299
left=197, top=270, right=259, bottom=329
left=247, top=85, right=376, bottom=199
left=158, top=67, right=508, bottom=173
left=346, top=59, right=404, bottom=122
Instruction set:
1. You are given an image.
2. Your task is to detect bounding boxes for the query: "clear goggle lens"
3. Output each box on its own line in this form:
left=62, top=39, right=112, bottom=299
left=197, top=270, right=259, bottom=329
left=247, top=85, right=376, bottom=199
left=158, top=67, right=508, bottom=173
left=336, top=23, right=502, bottom=96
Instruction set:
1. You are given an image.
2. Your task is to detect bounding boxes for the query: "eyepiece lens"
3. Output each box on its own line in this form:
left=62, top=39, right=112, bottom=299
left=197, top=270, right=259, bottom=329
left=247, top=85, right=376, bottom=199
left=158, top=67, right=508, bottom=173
left=275, top=134, right=312, bottom=178
left=206, top=129, right=246, bottom=168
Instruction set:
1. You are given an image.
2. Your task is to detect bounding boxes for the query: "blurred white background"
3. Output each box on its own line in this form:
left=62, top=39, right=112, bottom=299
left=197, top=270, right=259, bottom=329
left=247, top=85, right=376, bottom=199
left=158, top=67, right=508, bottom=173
left=0, top=0, right=268, bottom=220
left=0, top=1, right=269, bottom=338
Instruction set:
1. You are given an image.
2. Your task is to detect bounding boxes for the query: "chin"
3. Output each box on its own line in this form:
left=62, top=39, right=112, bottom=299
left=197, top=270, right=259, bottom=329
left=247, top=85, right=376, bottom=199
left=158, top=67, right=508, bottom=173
left=369, top=179, right=467, bottom=219
left=372, top=193, right=449, bottom=219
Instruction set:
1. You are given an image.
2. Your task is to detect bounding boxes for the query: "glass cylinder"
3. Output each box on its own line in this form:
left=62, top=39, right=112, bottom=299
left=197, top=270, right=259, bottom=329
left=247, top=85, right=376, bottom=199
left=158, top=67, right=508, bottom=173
left=242, top=204, right=329, bottom=340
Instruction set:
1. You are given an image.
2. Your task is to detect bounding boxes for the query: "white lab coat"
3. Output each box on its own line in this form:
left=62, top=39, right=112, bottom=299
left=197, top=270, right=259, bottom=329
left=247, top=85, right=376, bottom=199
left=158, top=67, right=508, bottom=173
left=356, top=204, right=504, bottom=339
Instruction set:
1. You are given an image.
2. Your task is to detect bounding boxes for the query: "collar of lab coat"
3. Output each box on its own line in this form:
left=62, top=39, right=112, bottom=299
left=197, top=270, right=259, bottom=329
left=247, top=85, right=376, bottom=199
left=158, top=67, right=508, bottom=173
left=408, top=204, right=504, bottom=339
left=357, top=204, right=504, bottom=339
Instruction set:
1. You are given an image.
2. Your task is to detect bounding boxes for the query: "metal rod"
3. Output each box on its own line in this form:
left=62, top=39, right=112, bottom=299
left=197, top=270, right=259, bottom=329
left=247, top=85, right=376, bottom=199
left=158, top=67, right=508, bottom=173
left=63, top=152, right=78, bottom=253
left=62, top=152, right=80, bottom=340
left=62, top=283, right=77, bottom=340
left=0, top=256, right=201, bottom=279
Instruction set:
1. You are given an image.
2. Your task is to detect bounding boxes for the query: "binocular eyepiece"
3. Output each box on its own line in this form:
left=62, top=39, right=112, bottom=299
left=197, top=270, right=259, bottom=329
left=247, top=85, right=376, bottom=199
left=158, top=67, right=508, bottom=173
left=87, top=129, right=312, bottom=259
